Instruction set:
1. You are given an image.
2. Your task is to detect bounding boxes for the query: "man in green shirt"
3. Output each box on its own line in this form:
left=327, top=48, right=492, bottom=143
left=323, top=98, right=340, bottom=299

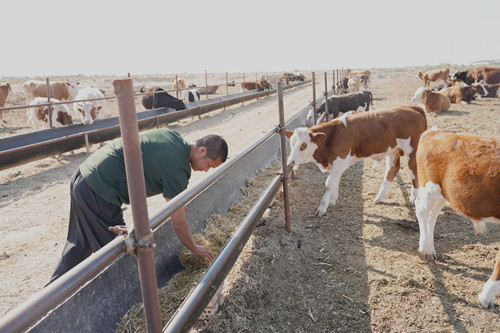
left=47, top=128, right=228, bottom=285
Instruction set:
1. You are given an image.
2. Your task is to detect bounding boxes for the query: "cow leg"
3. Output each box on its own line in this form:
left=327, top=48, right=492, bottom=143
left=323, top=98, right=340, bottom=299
left=478, top=248, right=500, bottom=308
left=407, top=152, right=419, bottom=203
left=374, top=153, right=400, bottom=203
left=316, top=157, right=351, bottom=216
left=415, top=182, right=446, bottom=261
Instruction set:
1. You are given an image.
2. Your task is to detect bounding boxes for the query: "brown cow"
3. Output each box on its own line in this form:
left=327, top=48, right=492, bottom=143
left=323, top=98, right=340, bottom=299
left=473, top=67, right=500, bottom=84
left=476, top=82, right=500, bottom=97
left=416, top=68, right=450, bottom=89
left=0, top=82, right=12, bottom=127
left=411, top=87, right=451, bottom=114
left=23, top=80, right=80, bottom=102
left=415, top=128, right=500, bottom=308
left=240, top=78, right=272, bottom=92
left=285, top=106, right=427, bottom=216
left=438, top=84, right=486, bottom=104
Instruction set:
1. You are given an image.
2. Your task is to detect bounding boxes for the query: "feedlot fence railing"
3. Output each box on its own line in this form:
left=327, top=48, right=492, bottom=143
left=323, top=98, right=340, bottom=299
left=0, top=72, right=337, bottom=333
left=0, top=79, right=309, bottom=172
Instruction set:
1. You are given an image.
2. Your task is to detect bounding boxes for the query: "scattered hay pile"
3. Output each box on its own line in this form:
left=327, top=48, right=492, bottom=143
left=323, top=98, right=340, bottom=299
left=116, top=161, right=283, bottom=332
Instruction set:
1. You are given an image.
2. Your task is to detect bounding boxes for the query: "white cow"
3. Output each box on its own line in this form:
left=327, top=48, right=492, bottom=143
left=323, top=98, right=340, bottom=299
left=27, top=97, right=73, bottom=130
left=73, top=87, right=106, bottom=125
left=181, top=88, right=201, bottom=103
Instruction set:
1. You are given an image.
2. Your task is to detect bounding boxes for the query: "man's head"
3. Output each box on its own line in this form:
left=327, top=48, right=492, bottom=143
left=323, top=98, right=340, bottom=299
left=190, top=134, right=228, bottom=172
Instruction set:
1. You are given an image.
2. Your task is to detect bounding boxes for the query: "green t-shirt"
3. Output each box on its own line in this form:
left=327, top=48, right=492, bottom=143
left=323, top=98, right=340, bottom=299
left=80, top=129, right=192, bottom=206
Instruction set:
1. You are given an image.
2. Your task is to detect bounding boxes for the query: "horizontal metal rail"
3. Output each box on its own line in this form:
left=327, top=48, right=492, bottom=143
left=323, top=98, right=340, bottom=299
left=164, top=165, right=293, bottom=333
left=0, top=81, right=308, bottom=172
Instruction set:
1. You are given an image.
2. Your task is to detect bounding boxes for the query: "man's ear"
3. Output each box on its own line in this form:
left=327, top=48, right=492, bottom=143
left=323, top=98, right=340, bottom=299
left=198, top=146, right=208, bottom=155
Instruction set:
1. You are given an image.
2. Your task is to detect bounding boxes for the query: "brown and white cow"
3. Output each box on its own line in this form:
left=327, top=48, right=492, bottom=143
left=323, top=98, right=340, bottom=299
left=411, top=87, right=451, bottom=114
left=23, top=80, right=80, bottom=102
left=0, top=82, right=12, bottom=127
left=347, top=75, right=361, bottom=93
left=27, top=97, right=73, bottom=130
left=240, top=78, right=272, bottom=92
left=415, top=128, right=500, bottom=308
left=438, top=84, right=487, bottom=104
left=416, top=68, right=450, bottom=89
left=476, top=81, right=500, bottom=97
left=473, top=67, right=500, bottom=85
left=172, top=78, right=186, bottom=91
left=285, top=106, right=427, bottom=216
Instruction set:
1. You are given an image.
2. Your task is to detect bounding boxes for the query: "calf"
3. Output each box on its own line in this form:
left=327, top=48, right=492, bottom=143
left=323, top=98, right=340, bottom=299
left=476, top=82, right=500, bottom=97
left=411, top=87, right=451, bottom=114
left=0, top=82, right=12, bottom=127
left=415, top=128, right=500, bottom=308
left=416, top=68, right=450, bottom=89
left=438, top=84, right=486, bottom=104
left=181, top=88, right=201, bottom=103
left=28, top=97, right=73, bottom=130
left=140, top=87, right=186, bottom=111
left=240, top=82, right=264, bottom=92
left=347, top=76, right=360, bottom=93
left=73, top=87, right=107, bottom=125
left=286, top=106, right=427, bottom=216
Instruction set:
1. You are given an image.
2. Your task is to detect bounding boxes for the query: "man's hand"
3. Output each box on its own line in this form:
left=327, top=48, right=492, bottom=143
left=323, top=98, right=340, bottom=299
left=192, top=244, right=214, bottom=262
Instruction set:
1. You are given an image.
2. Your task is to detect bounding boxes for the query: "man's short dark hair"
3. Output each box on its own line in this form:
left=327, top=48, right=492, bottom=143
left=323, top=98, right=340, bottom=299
left=195, top=135, right=228, bottom=162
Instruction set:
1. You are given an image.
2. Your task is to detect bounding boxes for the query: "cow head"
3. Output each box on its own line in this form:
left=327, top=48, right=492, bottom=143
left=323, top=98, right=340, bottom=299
left=77, top=102, right=102, bottom=125
left=285, top=127, right=325, bottom=165
left=65, top=80, right=80, bottom=99
left=411, top=87, right=426, bottom=102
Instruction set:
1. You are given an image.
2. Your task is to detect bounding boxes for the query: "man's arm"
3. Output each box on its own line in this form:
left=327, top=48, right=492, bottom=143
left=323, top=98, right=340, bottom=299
left=168, top=199, right=214, bottom=261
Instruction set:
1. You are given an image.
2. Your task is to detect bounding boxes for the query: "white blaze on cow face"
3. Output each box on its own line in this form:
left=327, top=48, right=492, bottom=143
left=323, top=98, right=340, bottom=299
left=66, top=80, right=80, bottom=99
left=411, top=87, right=426, bottom=102
left=286, top=127, right=322, bottom=166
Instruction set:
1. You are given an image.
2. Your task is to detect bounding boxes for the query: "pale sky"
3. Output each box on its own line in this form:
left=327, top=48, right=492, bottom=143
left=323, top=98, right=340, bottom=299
left=4, top=0, right=500, bottom=78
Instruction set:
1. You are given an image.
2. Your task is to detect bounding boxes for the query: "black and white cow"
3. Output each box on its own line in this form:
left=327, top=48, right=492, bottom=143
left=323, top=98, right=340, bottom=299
left=307, top=91, right=373, bottom=126
left=182, top=88, right=201, bottom=103
left=140, top=87, right=186, bottom=110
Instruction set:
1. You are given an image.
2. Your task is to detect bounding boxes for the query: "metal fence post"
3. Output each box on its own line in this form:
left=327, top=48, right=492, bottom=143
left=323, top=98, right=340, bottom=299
left=277, top=82, right=291, bottom=232
left=113, top=78, right=163, bottom=333
left=312, top=72, right=316, bottom=125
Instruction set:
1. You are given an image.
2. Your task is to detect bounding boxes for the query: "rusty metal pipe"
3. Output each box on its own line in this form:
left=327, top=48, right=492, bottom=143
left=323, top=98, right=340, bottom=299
left=113, top=78, right=163, bottom=333
left=277, top=82, right=291, bottom=232
left=312, top=72, right=317, bottom=125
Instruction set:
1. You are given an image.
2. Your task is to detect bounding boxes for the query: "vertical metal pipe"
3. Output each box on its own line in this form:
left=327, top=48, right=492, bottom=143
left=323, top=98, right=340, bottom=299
left=312, top=72, right=316, bottom=126
left=45, top=78, right=53, bottom=128
left=113, top=78, right=163, bottom=333
left=332, top=71, right=337, bottom=95
left=241, top=73, right=245, bottom=106
left=277, top=82, right=291, bottom=233
left=324, top=72, right=329, bottom=122
left=226, top=72, right=229, bottom=95
left=204, top=70, right=209, bottom=100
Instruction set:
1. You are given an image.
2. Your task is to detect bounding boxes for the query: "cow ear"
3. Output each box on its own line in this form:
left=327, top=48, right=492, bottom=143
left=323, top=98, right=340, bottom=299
left=311, top=132, right=326, bottom=144
left=65, top=81, right=70, bottom=86
left=284, top=130, right=294, bottom=139
left=97, top=106, right=102, bottom=110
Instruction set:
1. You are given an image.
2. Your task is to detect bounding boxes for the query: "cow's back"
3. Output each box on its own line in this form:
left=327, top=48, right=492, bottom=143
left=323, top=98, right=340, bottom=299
left=417, top=130, right=500, bottom=219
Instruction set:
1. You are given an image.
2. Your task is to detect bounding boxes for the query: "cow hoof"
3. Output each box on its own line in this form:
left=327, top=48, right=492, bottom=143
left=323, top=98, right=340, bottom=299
left=316, top=209, right=326, bottom=217
left=418, top=251, right=436, bottom=262
left=479, top=296, right=494, bottom=309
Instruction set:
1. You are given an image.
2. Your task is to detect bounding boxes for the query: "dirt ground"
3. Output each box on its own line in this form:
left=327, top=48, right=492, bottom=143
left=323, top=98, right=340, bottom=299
left=2, top=69, right=500, bottom=332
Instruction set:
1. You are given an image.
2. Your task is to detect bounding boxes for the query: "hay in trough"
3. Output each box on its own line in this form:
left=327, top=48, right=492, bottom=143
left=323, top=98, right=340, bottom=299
left=116, top=161, right=283, bottom=332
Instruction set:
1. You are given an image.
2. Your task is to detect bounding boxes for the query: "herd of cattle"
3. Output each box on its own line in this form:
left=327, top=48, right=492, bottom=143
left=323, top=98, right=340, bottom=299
left=287, top=66, right=500, bottom=309
left=0, top=72, right=306, bottom=131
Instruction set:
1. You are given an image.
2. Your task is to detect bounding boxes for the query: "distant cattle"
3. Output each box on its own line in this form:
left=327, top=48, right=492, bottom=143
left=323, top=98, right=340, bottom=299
left=473, top=67, right=500, bottom=85
left=240, top=78, right=272, bottom=92
left=438, top=84, right=487, bottom=104
left=27, top=97, right=73, bottom=130
left=283, top=72, right=306, bottom=82
left=23, top=80, right=80, bottom=102
left=0, top=82, right=12, bottom=127
left=140, top=86, right=186, bottom=111
left=172, top=78, right=186, bottom=91
left=73, top=87, right=107, bottom=125
left=415, top=128, right=500, bottom=308
left=307, top=91, right=373, bottom=126
left=416, top=68, right=450, bottom=89
left=287, top=106, right=427, bottom=216
left=411, top=87, right=451, bottom=114
left=182, top=88, right=201, bottom=103
left=347, top=76, right=361, bottom=93
left=450, top=70, right=475, bottom=85
left=336, top=76, right=350, bottom=94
